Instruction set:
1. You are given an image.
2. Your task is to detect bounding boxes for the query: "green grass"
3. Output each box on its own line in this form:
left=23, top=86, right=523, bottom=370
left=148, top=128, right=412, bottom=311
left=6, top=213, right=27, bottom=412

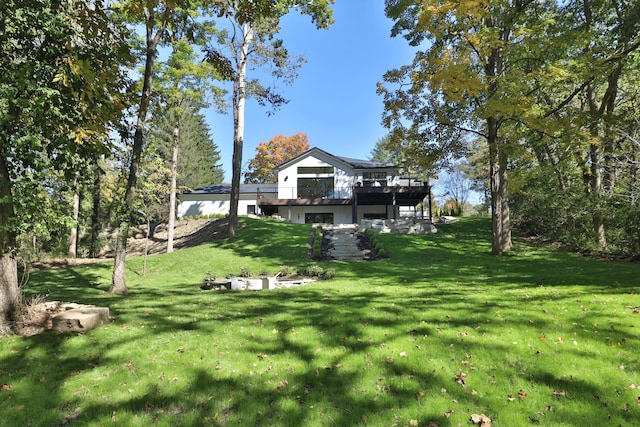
left=1, top=216, right=639, bottom=426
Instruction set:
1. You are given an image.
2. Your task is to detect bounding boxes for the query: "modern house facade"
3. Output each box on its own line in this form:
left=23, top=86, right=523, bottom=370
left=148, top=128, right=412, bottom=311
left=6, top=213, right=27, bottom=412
left=178, top=147, right=431, bottom=225
left=178, top=183, right=278, bottom=218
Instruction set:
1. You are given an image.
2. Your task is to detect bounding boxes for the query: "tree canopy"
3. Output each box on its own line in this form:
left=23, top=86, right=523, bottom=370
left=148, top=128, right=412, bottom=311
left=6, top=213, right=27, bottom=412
left=381, top=0, right=640, bottom=255
left=0, top=0, right=132, bottom=320
left=244, top=133, right=310, bottom=183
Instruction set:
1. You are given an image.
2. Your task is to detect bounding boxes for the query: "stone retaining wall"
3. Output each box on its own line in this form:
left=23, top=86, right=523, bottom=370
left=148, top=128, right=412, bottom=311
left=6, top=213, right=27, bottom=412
left=359, top=218, right=438, bottom=235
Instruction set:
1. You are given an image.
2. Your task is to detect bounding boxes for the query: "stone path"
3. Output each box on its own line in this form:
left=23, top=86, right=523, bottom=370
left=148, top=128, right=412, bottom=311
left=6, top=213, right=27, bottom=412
left=324, top=225, right=369, bottom=261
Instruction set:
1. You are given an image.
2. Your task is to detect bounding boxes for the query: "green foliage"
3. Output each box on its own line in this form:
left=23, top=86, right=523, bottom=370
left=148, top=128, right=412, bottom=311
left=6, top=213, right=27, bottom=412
left=0, top=0, right=132, bottom=253
left=277, top=265, right=294, bottom=276
left=365, top=228, right=390, bottom=258
left=238, top=266, right=252, bottom=278
left=149, top=104, right=224, bottom=191
left=310, top=226, right=323, bottom=260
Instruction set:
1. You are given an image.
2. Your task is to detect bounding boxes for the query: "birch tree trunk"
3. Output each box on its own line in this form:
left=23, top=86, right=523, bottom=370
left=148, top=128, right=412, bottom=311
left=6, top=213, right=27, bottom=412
left=167, top=103, right=180, bottom=253
left=68, top=177, right=80, bottom=259
left=228, top=23, right=253, bottom=238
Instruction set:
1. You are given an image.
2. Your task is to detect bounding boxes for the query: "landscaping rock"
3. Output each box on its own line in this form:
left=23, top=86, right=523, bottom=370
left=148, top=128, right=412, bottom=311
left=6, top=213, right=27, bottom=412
left=51, top=306, right=110, bottom=333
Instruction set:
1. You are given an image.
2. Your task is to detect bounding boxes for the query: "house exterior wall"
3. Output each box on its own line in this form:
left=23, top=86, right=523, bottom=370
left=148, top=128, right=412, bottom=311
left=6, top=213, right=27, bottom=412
left=277, top=205, right=352, bottom=224
left=277, top=152, right=355, bottom=200
left=176, top=149, right=418, bottom=225
left=178, top=194, right=270, bottom=218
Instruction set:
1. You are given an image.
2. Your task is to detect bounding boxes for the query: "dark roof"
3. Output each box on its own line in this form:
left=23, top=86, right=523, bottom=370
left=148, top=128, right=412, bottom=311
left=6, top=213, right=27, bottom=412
left=276, top=147, right=396, bottom=171
left=335, top=155, right=394, bottom=169
left=184, top=183, right=277, bottom=195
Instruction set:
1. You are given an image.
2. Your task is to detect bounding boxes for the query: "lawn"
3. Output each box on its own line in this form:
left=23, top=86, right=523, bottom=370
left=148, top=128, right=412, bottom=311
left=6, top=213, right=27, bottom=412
left=1, top=217, right=639, bottom=426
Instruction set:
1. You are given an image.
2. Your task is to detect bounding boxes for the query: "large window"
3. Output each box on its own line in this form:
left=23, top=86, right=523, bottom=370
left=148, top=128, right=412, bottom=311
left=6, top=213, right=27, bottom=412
left=298, top=166, right=333, bottom=174
left=363, top=172, right=387, bottom=187
left=305, top=213, right=333, bottom=224
left=298, top=177, right=334, bottom=199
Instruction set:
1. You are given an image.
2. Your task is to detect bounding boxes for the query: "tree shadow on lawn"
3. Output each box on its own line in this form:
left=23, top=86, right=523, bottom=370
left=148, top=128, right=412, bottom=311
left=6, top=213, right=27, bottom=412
left=2, top=276, right=639, bottom=425
left=4, top=217, right=640, bottom=425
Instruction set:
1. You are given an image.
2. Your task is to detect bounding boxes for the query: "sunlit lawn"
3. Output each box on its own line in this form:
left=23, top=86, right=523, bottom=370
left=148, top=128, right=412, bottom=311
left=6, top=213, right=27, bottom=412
left=1, top=217, right=639, bottom=426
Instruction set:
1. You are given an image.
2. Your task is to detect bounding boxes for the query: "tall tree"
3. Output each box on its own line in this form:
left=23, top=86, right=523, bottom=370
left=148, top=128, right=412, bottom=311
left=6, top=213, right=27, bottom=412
left=155, top=18, right=225, bottom=252
left=207, top=0, right=334, bottom=238
left=369, top=135, right=395, bottom=164
left=244, top=132, right=310, bottom=183
left=150, top=104, right=224, bottom=189
left=110, top=0, right=198, bottom=292
left=381, top=0, right=562, bottom=254
left=0, top=0, right=131, bottom=320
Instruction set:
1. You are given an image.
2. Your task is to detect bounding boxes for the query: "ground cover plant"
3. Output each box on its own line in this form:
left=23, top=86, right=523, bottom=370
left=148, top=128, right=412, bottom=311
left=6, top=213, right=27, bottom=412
left=1, top=217, right=639, bottom=426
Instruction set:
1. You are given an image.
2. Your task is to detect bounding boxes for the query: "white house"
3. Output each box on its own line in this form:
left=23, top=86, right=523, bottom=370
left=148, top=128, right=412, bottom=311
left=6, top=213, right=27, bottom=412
left=178, top=147, right=431, bottom=224
left=178, top=183, right=278, bottom=218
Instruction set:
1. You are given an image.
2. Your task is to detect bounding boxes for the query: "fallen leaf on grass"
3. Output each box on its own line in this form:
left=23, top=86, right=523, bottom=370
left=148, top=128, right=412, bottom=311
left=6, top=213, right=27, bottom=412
left=386, top=358, right=394, bottom=364
left=409, top=420, right=418, bottom=426
left=470, top=413, right=492, bottom=426
left=553, top=390, right=566, bottom=397
left=257, top=353, right=268, bottom=359
left=455, top=372, right=468, bottom=388
left=1, top=384, right=11, bottom=391
left=444, top=409, right=455, bottom=417
left=517, top=390, right=528, bottom=399
left=399, top=351, right=408, bottom=358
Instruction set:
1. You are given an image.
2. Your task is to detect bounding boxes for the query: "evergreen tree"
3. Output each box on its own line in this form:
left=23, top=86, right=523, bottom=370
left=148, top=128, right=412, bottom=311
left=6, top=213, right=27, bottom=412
left=150, top=104, right=224, bottom=191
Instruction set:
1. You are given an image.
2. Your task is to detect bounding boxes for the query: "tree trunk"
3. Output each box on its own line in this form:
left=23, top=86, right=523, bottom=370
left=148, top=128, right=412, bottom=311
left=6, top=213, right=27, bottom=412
left=167, top=103, right=180, bottom=253
left=484, top=33, right=512, bottom=255
left=90, top=161, right=102, bottom=258
left=488, top=117, right=513, bottom=255
left=0, top=153, right=19, bottom=321
left=229, top=23, right=254, bottom=238
left=111, top=224, right=128, bottom=294
left=68, top=177, right=80, bottom=259
left=111, top=15, right=163, bottom=293
left=586, top=80, right=608, bottom=250
left=0, top=253, right=19, bottom=322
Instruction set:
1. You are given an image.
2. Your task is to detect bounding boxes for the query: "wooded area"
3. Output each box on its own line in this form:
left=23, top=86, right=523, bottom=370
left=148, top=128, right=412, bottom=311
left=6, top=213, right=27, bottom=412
left=1, top=0, right=639, bottom=321
left=380, top=0, right=640, bottom=255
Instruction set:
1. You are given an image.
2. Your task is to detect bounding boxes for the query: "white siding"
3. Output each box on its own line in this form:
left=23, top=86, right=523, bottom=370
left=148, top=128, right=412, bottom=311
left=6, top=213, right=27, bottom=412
left=277, top=205, right=352, bottom=224
left=277, top=152, right=355, bottom=200
left=178, top=195, right=264, bottom=218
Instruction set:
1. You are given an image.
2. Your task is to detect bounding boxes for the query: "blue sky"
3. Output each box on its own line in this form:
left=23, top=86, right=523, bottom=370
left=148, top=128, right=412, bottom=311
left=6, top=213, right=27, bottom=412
left=206, top=1, right=417, bottom=182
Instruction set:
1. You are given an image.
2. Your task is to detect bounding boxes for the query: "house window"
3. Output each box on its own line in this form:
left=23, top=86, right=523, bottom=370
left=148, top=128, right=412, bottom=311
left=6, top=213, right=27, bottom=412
left=305, top=213, right=334, bottom=224
left=247, top=204, right=256, bottom=215
left=364, top=213, right=387, bottom=220
left=298, top=178, right=334, bottom=199
left=298, top=166, right=333, bottom=174
left=363, top=172, right=387, bottom=187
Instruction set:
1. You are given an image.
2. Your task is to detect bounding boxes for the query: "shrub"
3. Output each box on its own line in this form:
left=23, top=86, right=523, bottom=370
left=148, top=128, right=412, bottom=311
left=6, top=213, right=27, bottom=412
left=238, top=267, right=252, bottom=278
left=311, top=226, right=324, bottom=259
left=321, top=268, right=336, bottom=280
left=278, top=265, right=294, bottom=276
left=298, top=264, right=325, bottom=278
